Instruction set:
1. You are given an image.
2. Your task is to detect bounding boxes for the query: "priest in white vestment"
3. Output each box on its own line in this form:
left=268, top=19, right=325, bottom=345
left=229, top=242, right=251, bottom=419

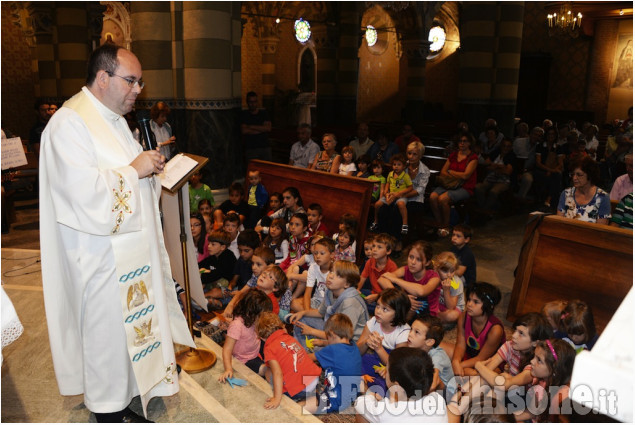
left=39, top=44, right=194, bottom=422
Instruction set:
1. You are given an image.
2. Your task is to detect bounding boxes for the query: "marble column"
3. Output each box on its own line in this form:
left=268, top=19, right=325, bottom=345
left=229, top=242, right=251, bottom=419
left=403, top=39, right=430, bottom=124
left=258, top=36, right=280, bottom=115
left=182, top=2, right=243, bottom=187
left=335, top=3, right=360, bottom=125
left=458, top=2, right=524, bottom=136
left=313, top=24, right=338, bottom=126
left=54, top=3, right=94, bottom=99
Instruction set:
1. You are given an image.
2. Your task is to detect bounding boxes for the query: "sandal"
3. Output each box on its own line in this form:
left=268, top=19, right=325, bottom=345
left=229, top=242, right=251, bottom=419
left=369, top=222, right=379, bottom=232
left=437, top=228, right=450, bottom=237
left=400, top=225, right=409, bottom=235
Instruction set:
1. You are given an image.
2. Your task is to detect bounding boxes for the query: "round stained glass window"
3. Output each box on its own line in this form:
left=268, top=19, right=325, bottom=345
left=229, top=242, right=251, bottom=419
left=365, top=25, right=378, bottom=47
left=428, top=25, right=446, bottom=53
left=294, top=18, right=311, bottom=43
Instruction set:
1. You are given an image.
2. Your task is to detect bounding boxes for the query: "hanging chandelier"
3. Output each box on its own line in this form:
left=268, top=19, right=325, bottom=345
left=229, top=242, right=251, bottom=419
left=547, top=2, right=582, bottom=37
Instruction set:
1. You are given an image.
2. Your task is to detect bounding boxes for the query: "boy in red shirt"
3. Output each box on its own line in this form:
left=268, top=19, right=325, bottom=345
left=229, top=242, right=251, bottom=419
left=357, top=233, right=398, bottom=306
left=256, top=312, right=322, bottom=409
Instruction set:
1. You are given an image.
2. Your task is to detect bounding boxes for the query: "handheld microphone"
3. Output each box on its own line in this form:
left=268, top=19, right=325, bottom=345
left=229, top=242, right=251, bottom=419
left=137, top=112, right=157, bottom=151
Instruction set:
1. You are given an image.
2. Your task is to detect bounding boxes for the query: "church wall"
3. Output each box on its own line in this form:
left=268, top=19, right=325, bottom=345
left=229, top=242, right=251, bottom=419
left=357, top=36, right=402, bottom=123
left=521, top=2, right=591, bottom=113
left=422, top=50, right=460, bottom=120
left=240, top=19, right=263, bottom=107
left=1, top=3, right=36, bottom=139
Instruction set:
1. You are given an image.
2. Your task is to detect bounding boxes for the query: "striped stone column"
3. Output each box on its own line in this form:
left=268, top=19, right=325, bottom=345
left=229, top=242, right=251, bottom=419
left=458, top=2, right=524, bottom=136
left=54, top=3, right=94, bottom=99
left=163, top=2, right=242, bottom=187
left=403, top=38, right=430, bottom=124
left=25, top=3, right=55, bottom=101
left=313, top=23, right=338, bottom=125
left=335, top=3, right=360, bottom=125
left=130, top=2, right=174, bottom=104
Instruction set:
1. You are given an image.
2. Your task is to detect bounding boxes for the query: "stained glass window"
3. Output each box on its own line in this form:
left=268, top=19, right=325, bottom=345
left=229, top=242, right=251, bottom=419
left=294, top=18, right=311, bottom=43
left=365, top=25, right=378, bottom=47
left=428, top=25, right=446, bottom=53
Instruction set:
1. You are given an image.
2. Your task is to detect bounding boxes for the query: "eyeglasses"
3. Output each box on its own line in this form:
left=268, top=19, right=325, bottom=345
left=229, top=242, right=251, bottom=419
left=106, top=71, right=145, bottom=89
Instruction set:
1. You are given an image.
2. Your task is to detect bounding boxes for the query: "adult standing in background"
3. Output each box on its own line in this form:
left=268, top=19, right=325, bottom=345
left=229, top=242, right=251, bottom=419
left=289, top=122, right=320, bottom=168
left=394, top=123, right=421, bottom=153
left=349, top=122, right=374, bottom=159
left=39, top=43, right=194, bottom=422
left=241, top=91, right=272, bottom=162
left=150, top=101, right=176, bottom=160
left=28, top=99, right=52, bottom=154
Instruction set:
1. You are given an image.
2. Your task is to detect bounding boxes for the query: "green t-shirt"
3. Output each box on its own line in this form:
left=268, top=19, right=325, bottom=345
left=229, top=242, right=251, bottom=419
left=387, top=170, right=412, bottom=193
left=189, top=184, right=214, bottom=212
left=368, top=175, right=386, bottom=200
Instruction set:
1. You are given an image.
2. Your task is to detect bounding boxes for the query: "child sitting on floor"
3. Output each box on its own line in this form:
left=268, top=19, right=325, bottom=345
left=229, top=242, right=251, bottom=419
left=263, top=218, right=289, bottom=265
left=357, top=288, right=411, bottom=393
left=355, top=347, right=448, bottom=422
left=303, top=313, right=362, bottom=414
left=306, top=203, right=329, bottom=237
left=256, top=312, right=322, bottom=409
left=432, top=251, right=465, bottom=324
left=559, top=299, right=599, bottom=352
left=291, top=238, right=335, bottom=313
left=407, top=315, right=454, bottom=394
left=333, top=225, right=356, bottom=263
left=219, top=288, right=272, bottom=382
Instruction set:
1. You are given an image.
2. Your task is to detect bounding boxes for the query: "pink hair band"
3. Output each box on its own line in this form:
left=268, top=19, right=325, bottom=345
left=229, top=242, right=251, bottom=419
left=546, top=339, right=558, bottom=361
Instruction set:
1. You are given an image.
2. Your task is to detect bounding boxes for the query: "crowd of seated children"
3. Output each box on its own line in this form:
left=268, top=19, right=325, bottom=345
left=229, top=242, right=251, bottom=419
left=291, top=260, right=368, bottom=351
left=377, top=241, right=440, bottom=322
left=179, top=162, right=617, bottom=422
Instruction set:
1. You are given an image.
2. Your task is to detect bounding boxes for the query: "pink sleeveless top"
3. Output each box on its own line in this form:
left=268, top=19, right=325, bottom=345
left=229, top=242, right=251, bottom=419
left=463, top=313, right=505, bottom=360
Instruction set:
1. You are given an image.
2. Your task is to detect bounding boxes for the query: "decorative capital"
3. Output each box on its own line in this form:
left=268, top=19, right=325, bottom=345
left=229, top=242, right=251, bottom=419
left=258, top=36, right=280, bottom=55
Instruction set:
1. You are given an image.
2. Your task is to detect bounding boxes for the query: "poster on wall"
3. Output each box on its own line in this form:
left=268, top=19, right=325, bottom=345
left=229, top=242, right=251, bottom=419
left=612, top=34, right=633, bottom=89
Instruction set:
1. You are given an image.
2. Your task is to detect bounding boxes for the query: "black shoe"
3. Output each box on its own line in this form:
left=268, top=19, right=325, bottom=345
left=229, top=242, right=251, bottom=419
left=95, top=407, right=153, bottom=423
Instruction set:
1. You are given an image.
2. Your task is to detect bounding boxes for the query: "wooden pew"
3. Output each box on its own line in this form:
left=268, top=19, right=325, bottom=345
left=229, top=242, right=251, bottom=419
left=507, top=214, right=633, bottom=332
left=247, top=160, right=374, bottom=261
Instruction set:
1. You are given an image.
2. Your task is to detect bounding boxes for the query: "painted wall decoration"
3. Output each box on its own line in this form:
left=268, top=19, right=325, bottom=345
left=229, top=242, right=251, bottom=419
left=612, top=34, right=633, bottom=89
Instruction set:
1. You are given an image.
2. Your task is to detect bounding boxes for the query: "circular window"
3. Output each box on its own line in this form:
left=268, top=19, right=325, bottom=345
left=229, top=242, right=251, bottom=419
left=294, top=18, right=311, bottom=43
left=428, top=25, right=446, bottom=54
left=365, top=25, right=378, bottom=47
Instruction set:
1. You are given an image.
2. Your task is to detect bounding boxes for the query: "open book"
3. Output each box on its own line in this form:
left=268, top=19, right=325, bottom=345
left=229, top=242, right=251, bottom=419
left=159, top=153, right=199, bottom=191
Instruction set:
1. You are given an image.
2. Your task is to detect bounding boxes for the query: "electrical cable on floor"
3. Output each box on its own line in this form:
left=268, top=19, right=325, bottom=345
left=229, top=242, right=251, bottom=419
left=2, top=259, right=41, bottom=277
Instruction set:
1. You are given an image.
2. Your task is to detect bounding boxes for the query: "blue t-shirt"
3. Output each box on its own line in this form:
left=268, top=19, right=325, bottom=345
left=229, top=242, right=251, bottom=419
left=232, top=258, right=253, bottom=290
left=451, top=244, right=476, bottom=288
left=428, top=346, right=454, bottom=390
left=315, top=343, right=362, bottom=412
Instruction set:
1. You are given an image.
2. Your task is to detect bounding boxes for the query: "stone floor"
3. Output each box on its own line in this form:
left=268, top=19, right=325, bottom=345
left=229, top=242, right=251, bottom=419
left=1, top=196, right=530, bottom=422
